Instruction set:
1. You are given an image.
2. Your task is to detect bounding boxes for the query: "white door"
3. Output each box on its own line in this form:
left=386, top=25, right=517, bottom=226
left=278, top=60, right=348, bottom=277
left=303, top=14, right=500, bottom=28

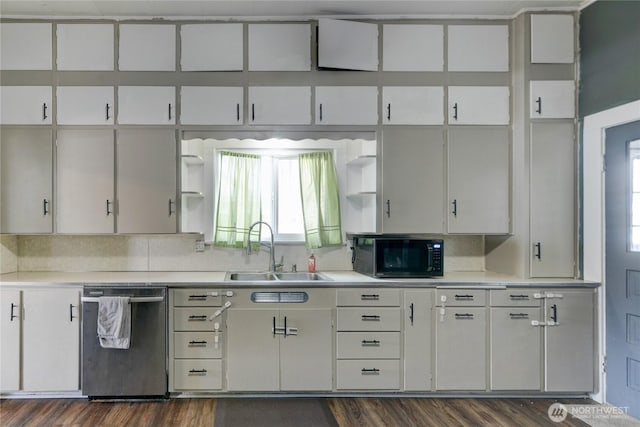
left=382, top=127, right=444, bottom=233
left=382, top=87, right=444, bottom=125
left=448, top=86, right=510, bottom=125
left=180, top=24, right=243, bottom=71
left=0, top=128, right=53, bottom=234
left=248, top=87, right=311, bottom=125
left=382, top=24, right=443, bottom=72
left=56, top=129, right=115, bottom=234
left=0, top=289, right=21, bottom=391
left=530, top=14, right=575, bottom=64
left=447, top=25, right=509, bottom=72
left=56, top=24, right=114, bottom=71
left=530, top=81, right=575, bottom=119
left=22, top=289, right=80, bottom=391
left=279, top=309, right=332, bottom=391
left=118, top=24, right=175, bottom=71
left=117, top=86, right=176, bottom=125
left=226, top=309, right=279, bottom=391
left=180, top=87, right=243, bottom=125
left=530, top=122, right=575, bottom=277
left=318, top=18, right=378, bottom=71
left=117, top=129, right=176, bottom=233
left=248, top=24, right=311, bottom=71
left=56, top=86, right=114, bottom=125
left=403, top=290, right=433, bottom=391
left=0, top=86, right=52, bottom=125
left=316, top=86, right=378, bottom=125
left=0, top=23, right=52, bottom=70
left=448, top=127, right=510, bottom=234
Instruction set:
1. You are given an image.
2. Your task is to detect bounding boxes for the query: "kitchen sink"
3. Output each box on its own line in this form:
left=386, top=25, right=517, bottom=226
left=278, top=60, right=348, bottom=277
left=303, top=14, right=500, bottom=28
left=225, top=272, right=332, bottom=282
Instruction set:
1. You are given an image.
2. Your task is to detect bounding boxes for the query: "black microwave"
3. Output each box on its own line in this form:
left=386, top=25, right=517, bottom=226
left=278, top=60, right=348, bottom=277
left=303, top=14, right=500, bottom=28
left=351, top=235, right=443, bottom=278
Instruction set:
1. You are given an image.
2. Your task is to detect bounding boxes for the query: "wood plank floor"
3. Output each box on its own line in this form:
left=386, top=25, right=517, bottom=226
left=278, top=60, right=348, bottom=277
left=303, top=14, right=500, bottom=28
left=0, top=397, right=592, bottom=427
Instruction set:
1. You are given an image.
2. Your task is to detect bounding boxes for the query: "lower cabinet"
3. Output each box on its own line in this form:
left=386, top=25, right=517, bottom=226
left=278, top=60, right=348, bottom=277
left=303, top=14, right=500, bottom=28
left=0, top=287, right=80, bottom=392
left=403, top=290, right=433, bottom=391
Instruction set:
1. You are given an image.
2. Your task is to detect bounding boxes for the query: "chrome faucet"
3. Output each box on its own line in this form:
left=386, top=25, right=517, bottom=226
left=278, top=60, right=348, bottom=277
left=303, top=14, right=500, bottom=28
left=247, top=221, right=280, bottom=272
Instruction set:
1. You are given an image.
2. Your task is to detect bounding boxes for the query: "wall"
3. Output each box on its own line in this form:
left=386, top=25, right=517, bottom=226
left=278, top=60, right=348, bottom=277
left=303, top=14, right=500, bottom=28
left=0, top=235, right=18, bottom=273
left=579, top=0, right=640, bottom=118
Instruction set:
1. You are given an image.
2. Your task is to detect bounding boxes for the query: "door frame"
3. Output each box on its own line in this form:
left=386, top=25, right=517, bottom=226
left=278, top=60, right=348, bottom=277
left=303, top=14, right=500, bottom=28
left=583, top=99, right=640, bottom=403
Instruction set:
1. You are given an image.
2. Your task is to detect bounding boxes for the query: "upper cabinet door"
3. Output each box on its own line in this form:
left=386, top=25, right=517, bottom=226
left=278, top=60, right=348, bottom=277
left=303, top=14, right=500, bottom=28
left=119, top=24, right=176, bottom=71
left=57, top=86, right=115, bottom=125
left=0, top=23, right=52, bottom=70
left=448, top=86, right=510, bottom=125
left=118, top=86, right=175, bottom=125
left=248, top=24, right=310, bottom=71
left=248, top=87, right=311, bottom=125
left=382, top=86, right=444, bottom=125
left=530, top=80, right=575, bottom=119
left=382, top=24, right=443, bottom=71
left=315, top=86, right=378, bottom=125
left=57, top=24, right=114, bottom=71
left=530, top=14, right=575, bottom=64
left=447, top=25, right=509, bottom=72
left=318, top=19, right=378, bottom=71
left=0, top=86, right=52, bottom=125
left=181, top=24, right=243, bottom=71
left=181, top=86, right=243, bottom=125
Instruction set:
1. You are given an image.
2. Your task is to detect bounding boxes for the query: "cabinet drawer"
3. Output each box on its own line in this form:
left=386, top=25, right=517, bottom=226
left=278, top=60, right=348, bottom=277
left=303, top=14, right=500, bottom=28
left=436, top=289, right=486, bottom=306
left=337, top=308, right=401, bottom=331
left=173, top=307, right=217, bottom=331
left=173, top=359, right=222, bottom=390
left=174, top=332, right=222, bottom=359
left=490, top=289, right=542, bottom=307
left=336, top=359, right=400, bottom=390
left=337, top=332, right=400, bottom=359
left=337, top=289, right=400, bottom=307
left=173, top=289, right=222, bottom=307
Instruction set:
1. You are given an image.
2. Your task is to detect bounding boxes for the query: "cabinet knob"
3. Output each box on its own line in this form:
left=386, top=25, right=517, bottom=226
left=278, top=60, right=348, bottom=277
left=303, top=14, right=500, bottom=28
left=451, top=199, right=458, bottom=217
left=386, top=199, right=391, bottom=218
left=42, top=103, right=48, bottom=121
left=387, top=103, right=391, bottom=121
left=10, top=303, right=18, bottom=321
left=168, top=103, right=172, bottom=121
left=69, top=304, right=78, bottom=322
left=168, top=199, right=175, bottom=216
left=106, top=199, right=112, bottom=216
left=43, top=199, right=50, bottom=216
left=535, top=97, right=542, bottom=115
left=534, top=242, right=542, bottom=260
left=452, top=102, right=458, bottom=121
left=106, top=103, right=111, bottom=121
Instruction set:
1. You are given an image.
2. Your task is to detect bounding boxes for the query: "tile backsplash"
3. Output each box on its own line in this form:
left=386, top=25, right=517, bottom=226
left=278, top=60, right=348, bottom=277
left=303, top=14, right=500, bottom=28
left=6, top=234, right=484, bottom=273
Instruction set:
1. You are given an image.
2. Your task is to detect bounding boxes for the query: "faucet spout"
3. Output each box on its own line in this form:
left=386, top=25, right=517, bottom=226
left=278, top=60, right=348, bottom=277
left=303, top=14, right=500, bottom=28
left=247, top=221, right=277, bottom=272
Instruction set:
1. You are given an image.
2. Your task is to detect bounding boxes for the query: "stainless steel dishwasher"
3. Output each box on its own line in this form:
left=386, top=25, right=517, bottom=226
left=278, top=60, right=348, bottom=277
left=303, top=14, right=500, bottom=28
left=81, top=286, right=167, bottom=399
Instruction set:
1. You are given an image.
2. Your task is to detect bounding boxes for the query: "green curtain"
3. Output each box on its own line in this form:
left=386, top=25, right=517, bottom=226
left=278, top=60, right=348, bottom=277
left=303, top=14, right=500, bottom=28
left=214, top=151, right=261, bottom=248
left=298, top=151, right=343, bottom=249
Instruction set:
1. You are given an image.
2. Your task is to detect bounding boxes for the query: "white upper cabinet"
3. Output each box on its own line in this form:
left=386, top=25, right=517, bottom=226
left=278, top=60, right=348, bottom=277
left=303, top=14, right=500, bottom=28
left=318, top=18, right=378, bottom=71
left=0, top=23, right=52, bottom=70
left=530, top=14, right=575, bottom=64
left=57, top=86, right=114, bottom=125
left=382, top=24, right=443, bottom=71
left=447, top=25, right=509, bottom=72
left=0, top=86, right=52, bottom=125
left=181, top=24, right=243, bottom=71
left=119, top=24, right=176, bottom=71
left=56, top=24, right=114, bottom=71
left=315, top=86, right=378, bottom=125
left=382, top=87, right=444, bottom=125
left=448, top=86, right=510, bottom=125
left=118, top=86, right=175, bottom=125
left=180, top=86, right=243, bottom=125
left=248, top=87, right=311, bottom=125
left=248, top=24, right=310, bottom=71
left=529, top=80, right=575, bottom=119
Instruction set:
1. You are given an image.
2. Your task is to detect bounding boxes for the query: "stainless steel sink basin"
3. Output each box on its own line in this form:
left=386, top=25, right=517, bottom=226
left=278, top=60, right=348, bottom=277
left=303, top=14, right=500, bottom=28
left=225, top=272, right=332, bottom=282
left=274, top=272, right=332, bottom=281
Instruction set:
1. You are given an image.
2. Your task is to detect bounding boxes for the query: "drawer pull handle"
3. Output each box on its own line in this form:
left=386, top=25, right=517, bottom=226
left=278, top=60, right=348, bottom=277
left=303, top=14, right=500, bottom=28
left=361, top=294, right=380, bottom=301
left=361, top=315, right=381, bottom=321
left=188, top=315, right=208, bottom=321
left=361, top=340, right=380, bottom=346
left=509, top=313, right=529, bottom=319
left=454, top=294, right=474, bottom=300
left=188, top=369, right=207, bottom=375
left=454, top=313, right=474, bottom=319
left=361, top=368, right=380, bottom=375
left=509, top=294, right=530, bottom=300
left=188, top=340, right=208, bottom=346
left=188, top=295, right=208, bottom=300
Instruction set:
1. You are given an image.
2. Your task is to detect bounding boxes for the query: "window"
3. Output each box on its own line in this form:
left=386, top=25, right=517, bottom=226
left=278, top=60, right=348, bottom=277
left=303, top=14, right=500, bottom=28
left=631, top=140, right=640, bottom=251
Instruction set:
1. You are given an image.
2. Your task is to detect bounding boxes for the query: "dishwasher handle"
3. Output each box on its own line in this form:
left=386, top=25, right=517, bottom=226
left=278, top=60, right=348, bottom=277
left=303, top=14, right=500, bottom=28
left=81, top=296, right=164, bottom=303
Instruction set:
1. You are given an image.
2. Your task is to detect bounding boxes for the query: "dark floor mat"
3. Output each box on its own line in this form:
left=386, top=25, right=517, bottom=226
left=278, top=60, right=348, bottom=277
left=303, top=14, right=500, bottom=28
left=214, top=397, right=339, bottom=427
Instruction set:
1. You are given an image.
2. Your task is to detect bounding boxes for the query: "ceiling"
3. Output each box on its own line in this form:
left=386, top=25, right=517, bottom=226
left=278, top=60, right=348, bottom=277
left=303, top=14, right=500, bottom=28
left=0, top=0, right=592, bottom=20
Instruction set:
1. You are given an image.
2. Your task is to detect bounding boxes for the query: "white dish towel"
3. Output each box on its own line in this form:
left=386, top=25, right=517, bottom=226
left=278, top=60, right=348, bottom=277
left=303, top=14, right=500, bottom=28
left=97, top=296, right=131, bottom=349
